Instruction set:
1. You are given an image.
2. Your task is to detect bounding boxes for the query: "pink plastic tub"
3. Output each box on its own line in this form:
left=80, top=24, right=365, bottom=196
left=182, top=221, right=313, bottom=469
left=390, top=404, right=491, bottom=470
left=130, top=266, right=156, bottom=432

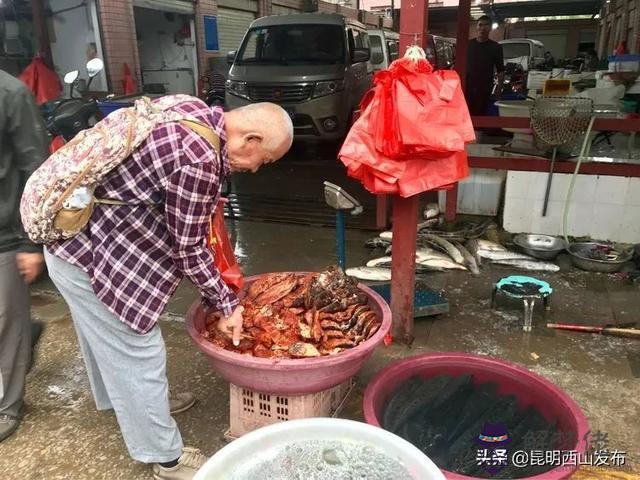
left=185, top=273, right=392, bottom=395
left=363, top=353, right=590, bottom=480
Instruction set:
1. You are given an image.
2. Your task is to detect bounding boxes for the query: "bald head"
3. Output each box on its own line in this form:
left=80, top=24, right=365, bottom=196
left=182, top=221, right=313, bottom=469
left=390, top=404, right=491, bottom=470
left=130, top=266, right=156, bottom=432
left=223, top=103, right=294, bottom=173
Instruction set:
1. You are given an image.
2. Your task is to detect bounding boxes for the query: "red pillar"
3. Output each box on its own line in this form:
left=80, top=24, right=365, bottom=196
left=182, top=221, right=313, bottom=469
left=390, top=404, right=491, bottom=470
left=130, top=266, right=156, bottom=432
left=390, top=0, right=429, bottom=344
left=445, top=0, right=472, bottom=222
left=31, top=0, right=54, bottom=69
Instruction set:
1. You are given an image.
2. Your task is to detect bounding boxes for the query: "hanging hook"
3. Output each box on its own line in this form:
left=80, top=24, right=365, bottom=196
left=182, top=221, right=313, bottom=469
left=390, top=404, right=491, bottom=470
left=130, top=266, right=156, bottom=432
left=404, top=44, right=427, bottom=62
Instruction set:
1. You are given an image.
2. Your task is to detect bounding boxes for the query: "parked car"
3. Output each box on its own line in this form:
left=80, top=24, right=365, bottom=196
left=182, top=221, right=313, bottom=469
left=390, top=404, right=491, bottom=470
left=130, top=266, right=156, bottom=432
left=499, top=39, right=546, bottom=71
left=225, top=13, right=372, bottom=141
left=367, top=29, right=399, bottom=71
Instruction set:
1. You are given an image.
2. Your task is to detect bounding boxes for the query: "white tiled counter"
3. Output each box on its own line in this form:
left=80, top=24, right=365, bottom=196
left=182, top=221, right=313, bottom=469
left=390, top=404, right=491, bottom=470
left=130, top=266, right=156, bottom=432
left=503, top=172, right=640, bottom=243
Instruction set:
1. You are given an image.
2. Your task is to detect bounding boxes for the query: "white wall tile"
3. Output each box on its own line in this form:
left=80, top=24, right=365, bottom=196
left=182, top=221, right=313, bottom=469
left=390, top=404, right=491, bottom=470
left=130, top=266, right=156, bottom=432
left=571, top=175, right=598, bottom=204
left=528, top=172, right=550, bottom=201
left=620, top=206, right=640, bottom=243
left=503, top=198, right=533, bottom=233
left=566, top=203, right=595, bottom=238
left=548, top=174, right=571, bottom=202
left=625, top=178, right=640, bottom=206
left=505, top=172, right=530, bottom=200
left=595, top=176, right=629, bottom=206
left=591, top=203, right=624, bottom=241
left=531, top=200, right=563, bottom=235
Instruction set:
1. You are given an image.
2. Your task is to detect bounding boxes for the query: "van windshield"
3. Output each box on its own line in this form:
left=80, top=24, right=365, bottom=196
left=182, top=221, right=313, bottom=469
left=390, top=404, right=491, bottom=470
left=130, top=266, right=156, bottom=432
left=237, top=24, right=345, bottom=65
left=501, top=43, right=531, bottom=60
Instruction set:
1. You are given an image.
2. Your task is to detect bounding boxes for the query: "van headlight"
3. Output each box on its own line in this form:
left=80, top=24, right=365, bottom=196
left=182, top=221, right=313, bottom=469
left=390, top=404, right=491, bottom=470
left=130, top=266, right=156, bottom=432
left=226, top=80, right=249, bottom=99
left=313, top=80, right=343, bottom=98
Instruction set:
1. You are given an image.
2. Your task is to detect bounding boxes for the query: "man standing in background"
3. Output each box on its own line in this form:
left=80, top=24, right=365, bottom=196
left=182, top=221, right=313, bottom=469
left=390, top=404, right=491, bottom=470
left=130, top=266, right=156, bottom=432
left=465, top=15, right=505, bottom=116
left=0, top=68, right=49, bottom=442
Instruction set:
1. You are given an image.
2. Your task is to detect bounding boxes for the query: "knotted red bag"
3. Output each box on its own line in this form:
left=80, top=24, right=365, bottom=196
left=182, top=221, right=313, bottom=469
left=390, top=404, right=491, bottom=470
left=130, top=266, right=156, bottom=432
left=207, top=200, right=244, bottom=293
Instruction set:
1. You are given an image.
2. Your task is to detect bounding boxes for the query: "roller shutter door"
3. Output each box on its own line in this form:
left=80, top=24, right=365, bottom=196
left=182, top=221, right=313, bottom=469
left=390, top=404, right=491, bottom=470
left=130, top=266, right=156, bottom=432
left=217, top=8, right=255, bottom=53
left=133, top=0, right=194, bottom=15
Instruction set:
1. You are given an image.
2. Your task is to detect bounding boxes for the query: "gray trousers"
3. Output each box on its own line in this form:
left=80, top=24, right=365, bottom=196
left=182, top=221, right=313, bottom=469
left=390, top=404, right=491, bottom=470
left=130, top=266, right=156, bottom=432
left=44, top=249, right=183, bottom=463
left=0, top=250, right=31, bottom=418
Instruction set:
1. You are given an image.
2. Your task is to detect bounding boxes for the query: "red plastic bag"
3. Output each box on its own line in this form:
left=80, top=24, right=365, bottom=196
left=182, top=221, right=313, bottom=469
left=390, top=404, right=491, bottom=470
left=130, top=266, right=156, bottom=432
left=18, top=57, right=62, bottom=104
left=207, top=201, right=244, bottom=293
left=367, top=58, right=474, bottom=158
left=338, top=56, right=473, bottom=197
left=122, top=63, right=137, bottom=95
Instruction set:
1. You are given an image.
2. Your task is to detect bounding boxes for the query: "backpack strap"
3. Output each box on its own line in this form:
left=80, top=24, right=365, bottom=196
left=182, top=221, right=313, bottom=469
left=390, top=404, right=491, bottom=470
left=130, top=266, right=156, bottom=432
left=179, top=119, right=220, bottom=155
left=94, top=119, right=221, bottom=208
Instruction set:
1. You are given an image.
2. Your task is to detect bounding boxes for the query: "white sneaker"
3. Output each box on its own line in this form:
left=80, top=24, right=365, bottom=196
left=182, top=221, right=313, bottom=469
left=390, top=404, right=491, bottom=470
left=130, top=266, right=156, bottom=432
left=153, top=447, right=208, bottom=480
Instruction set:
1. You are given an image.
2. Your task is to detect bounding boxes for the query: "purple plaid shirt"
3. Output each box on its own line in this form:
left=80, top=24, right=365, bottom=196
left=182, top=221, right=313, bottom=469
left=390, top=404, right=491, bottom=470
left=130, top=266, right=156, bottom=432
left=49, top=101, right=239, bottom=334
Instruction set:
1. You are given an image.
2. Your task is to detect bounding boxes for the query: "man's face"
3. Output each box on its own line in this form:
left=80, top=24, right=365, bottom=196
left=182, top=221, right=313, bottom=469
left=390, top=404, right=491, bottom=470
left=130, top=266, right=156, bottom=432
left=477, top=20, right=491, bottom=40
left=226, top=135, right=288, bottom=173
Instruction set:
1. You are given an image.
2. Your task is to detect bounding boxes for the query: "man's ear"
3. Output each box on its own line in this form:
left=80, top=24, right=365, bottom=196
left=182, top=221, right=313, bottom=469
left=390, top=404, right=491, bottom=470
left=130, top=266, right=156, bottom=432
left=244, top=132, right=264, bottom=145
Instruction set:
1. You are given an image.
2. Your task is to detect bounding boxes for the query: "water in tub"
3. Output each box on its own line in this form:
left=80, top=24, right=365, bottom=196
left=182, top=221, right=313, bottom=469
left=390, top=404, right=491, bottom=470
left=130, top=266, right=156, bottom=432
left=226, top=439, right=414, bottom=480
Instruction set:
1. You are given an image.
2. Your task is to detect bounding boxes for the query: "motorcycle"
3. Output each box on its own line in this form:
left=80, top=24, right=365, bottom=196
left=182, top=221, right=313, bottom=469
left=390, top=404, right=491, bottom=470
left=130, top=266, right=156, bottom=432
left=501, top=62, right=526, bottom=95
left=42, top=58, right=105, bottom=146
left=199, top=74, right=226, bottom=108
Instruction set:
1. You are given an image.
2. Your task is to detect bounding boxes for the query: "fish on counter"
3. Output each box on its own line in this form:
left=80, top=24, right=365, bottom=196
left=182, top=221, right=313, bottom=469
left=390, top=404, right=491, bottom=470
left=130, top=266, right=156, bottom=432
left=366, top=251, right=467, bottom=272
left=366, top=256, right=393, bottom=267
left=374, top=262, right=446, bottom=274
left=420, top=234, right=465, bottom=265
left=464, top=239, right=483, bottom=266
left=379, top=231, right=393, bottom=241
left=478, top=250, right=534, bottom=262
left=423, top=203, right=440, bottom=220
left=492, top=259, right=560, bottom=272
left=476, top=239, right=507, bottom=252
left=345, top=266, right=392, bottom=281
left=364, top=237, right=391, bottom=249
left=453, top=242, right=480, bottom=276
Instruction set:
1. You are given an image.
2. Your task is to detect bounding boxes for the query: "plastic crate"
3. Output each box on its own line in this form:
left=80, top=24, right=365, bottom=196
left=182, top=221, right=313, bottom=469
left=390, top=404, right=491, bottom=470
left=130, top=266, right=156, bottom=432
left=97, top=101, right=133, bottom=117
left=226, top=379, right=353, bottom=440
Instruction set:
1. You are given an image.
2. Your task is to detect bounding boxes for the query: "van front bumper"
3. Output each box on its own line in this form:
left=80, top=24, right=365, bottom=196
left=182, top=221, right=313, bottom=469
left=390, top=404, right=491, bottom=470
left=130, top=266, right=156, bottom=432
left=226, top=91, right=352, bottom=141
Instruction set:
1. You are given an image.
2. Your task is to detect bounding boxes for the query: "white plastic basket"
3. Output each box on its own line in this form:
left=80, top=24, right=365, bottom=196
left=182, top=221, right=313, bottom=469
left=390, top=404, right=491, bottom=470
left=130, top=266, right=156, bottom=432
left=226, top=379, right=353, bottom=439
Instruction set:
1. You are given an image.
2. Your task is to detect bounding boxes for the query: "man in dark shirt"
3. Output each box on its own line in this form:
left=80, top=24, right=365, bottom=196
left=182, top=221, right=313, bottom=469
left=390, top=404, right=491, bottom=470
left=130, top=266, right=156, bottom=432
left=0, top=68, right=48, bottom=443
left=465, top=15, right=505, bottom=116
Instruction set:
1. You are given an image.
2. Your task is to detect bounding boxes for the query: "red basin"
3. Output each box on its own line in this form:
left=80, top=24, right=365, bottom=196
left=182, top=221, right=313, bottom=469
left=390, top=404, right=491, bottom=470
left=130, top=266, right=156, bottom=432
left=363, top=353, right=590, bottom=480
left=186, top=273, right=392, bottom=395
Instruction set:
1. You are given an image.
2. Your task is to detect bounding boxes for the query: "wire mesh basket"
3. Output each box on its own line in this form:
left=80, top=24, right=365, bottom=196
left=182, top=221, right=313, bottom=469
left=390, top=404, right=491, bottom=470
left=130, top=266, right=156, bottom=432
left=530, top=97, right=593, bottom=153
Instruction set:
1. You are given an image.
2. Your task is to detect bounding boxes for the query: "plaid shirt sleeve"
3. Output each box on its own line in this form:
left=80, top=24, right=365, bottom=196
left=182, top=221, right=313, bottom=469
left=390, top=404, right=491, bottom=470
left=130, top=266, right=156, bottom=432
left=165, top=150, right=239, bottom=318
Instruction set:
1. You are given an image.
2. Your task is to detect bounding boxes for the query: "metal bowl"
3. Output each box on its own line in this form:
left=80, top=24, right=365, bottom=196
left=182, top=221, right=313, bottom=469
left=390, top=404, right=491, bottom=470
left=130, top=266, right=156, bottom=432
left=567, top=242, right=633, bottom=273
left=513, top=234, right=567, bottom=260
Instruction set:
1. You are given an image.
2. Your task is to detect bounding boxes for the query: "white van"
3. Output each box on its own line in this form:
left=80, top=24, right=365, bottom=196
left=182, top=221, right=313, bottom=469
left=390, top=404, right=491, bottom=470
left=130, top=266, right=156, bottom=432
left=500, top=39, right=546, bottom=71
left=226, top=13, right=373, bottom=141
left=367, top=29, right=400, bottom=71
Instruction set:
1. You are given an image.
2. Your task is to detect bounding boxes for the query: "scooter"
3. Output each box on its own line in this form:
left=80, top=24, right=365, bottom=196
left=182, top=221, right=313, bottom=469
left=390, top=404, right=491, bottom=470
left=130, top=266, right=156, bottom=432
left=199, top=74, right=226, bottom=108
left=43, top=58, right=105, bottom=146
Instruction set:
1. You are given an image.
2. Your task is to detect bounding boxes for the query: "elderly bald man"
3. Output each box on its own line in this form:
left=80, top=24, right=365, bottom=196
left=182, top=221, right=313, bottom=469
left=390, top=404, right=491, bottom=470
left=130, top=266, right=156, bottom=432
left=44, top=99, right=293, bottom=479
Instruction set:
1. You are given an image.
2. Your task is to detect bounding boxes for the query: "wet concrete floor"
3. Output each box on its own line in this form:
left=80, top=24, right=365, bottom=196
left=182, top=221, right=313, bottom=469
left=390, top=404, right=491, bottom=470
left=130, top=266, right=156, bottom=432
left=0, top=219, right=638, bottom=479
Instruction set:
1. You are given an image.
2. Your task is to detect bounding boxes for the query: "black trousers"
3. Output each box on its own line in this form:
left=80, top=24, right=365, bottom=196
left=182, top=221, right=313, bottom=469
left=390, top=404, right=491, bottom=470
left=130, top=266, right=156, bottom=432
left=465, top=83, right=492, bottom=116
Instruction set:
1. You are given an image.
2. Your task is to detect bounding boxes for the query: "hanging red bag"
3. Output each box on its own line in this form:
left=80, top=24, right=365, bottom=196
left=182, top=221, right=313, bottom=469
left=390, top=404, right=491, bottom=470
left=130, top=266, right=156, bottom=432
left=18, top=57, right=62, bottom=104
left=207, top=200, right=244, bottom=293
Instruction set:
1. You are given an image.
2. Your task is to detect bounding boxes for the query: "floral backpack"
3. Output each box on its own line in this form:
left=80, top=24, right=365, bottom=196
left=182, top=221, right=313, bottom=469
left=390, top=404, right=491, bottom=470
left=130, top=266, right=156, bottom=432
left=20, top=95, right=219, bottom=244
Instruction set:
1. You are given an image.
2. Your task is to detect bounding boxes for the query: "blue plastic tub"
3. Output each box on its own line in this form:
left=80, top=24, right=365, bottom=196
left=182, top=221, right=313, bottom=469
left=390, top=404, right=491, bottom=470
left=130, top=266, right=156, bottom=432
left=97, top=101, right=133, bottom=117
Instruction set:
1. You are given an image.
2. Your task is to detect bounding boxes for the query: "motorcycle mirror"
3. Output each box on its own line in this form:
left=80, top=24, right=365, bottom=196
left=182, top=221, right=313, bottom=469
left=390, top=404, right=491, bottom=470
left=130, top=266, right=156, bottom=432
left=86, top=58, right=104, bottom=78
left=64, top=70, right=80, bottom=84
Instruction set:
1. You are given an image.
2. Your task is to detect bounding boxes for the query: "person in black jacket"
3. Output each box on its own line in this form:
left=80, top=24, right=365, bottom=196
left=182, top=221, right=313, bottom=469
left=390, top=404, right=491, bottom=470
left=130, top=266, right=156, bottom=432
left=0, top=68, right=48, bottom=442
left=465, top=16, right=505, bottom=116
